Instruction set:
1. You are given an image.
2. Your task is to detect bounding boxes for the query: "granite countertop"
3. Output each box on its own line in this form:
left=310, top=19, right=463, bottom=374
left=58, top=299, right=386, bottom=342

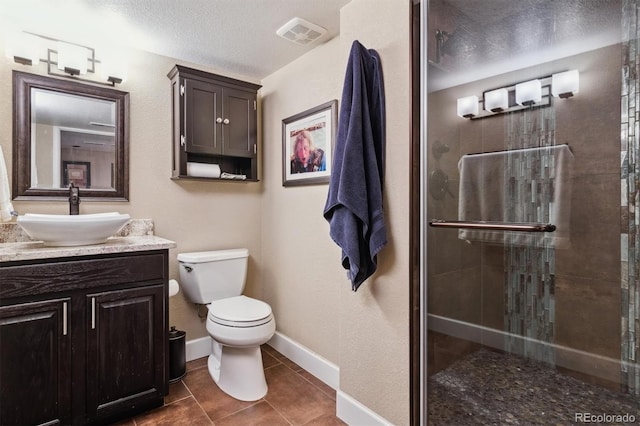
left=0, top=219, right=176, bottom=263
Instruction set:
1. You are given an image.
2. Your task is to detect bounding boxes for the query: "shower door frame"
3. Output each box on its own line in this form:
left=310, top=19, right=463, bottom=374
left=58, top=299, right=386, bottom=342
left=409, top=1, right=426, bottom=426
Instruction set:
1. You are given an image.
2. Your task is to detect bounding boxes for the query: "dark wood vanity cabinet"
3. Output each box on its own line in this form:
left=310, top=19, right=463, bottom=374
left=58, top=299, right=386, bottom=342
left=85, top=284, right=166, bottom=422
left=0, top=250, right=169, bottom=425
left=0, top=298, right=72, bottom=425
left=168, top=64, right=261, bottom=181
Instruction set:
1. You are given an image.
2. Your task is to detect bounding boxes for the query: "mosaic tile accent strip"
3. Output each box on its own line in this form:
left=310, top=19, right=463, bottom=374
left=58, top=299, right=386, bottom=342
left=621, top=0, right=640, bottom=396
left=504, top=107, right=557, bottom=366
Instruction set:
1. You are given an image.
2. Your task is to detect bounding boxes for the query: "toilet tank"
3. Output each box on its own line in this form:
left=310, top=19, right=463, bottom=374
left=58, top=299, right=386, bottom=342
left=177, top=248, right=249, bottom=304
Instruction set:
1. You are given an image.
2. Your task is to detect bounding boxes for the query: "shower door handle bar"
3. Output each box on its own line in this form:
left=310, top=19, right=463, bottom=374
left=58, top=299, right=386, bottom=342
left=429, top=220, right=556, bottom=232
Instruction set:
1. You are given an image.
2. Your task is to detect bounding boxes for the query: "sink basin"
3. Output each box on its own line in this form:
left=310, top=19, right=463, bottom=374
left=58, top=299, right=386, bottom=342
left=17, top=212, right=131, bottom=247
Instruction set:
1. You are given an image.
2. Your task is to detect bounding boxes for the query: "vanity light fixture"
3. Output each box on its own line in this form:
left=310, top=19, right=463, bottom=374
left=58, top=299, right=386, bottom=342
left=551, top=69, right=579, bottom=98
left=5, top=31, right=126, bottom=86
left=484, top=88, right=509, bottom=112
left=4, top=31, right=40, bottom=66
left=515, top=79, right=542, bottom=106
left=57, top=41, right=88, bottom=75
left=456, top=70, right=579, bottom=119
left=456, top=95, right=479, bottom=118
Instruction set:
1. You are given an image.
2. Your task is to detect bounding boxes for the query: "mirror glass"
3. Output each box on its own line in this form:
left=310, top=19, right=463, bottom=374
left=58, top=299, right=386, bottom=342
left=13, top=71, right=129, bottom=200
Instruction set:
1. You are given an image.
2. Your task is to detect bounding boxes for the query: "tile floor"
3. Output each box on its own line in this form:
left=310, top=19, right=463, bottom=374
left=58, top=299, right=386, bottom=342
left=114, top=345, right=346, bottom=425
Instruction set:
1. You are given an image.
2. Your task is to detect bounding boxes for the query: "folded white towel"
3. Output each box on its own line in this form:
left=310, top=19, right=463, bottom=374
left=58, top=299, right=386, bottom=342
left=458, top=145, right=573, bottom=248
left=0, top=146, right=15, bottom=222
left=220, top=172, right=247, bottom=180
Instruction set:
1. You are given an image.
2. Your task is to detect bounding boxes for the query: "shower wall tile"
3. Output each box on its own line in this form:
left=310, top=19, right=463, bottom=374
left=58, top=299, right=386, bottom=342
left=555, top=173, right=621, bottom=282
left=428, top=89, right=466, bottom=179
left=427, top=227, right=480, bottom=276
left=428, top=268, right=482, bottom=324
left=555, top=276, right=621, bottom=360
left=481, top=261, right=506, bottom=330
left=479, top=115, right=508, bottom=154
left=427, top=331, right=481, bottom=376
left=556, top=45, right=620, bottom=178
left=457, top=120, right=483, bottom=160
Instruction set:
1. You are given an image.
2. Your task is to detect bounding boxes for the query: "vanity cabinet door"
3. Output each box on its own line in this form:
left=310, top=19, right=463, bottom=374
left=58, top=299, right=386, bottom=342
left=0, top=298, right=72, bottom=425
left=222, top=86, right=257, bottom=158
left=85, top=284, right=166, bottom=423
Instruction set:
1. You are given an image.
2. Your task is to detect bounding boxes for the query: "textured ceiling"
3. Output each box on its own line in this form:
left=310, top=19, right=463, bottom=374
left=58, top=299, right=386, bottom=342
left=0, top=0, right=351, bottom=80
left=430, top=0, right=623, bottom=90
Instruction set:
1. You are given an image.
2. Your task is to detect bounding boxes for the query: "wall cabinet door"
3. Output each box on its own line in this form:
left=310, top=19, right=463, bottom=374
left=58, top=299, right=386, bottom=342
left=85, top=284, right=165, bottom=423
left=222, top=86, right=257, bottom=158
left=0, top=298, right=72, bottom=425
left=184, top=78, right=223, bottom=155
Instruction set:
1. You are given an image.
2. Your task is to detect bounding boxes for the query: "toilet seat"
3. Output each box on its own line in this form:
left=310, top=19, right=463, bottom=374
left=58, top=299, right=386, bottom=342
left=208, top=295, right=273, bottom=328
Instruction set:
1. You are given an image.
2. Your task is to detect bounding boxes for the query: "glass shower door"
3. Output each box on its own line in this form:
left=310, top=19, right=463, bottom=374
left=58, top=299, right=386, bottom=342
left=424, top=0, right=640, bottom=423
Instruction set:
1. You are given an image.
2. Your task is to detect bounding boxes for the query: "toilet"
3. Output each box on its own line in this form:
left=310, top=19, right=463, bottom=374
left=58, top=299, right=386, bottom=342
left=177, top=248, right=275, bottom=401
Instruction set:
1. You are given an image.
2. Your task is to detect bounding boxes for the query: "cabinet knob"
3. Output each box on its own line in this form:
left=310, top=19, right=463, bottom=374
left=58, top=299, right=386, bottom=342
left=216, top=117, right=223, bottom=123
left=223, top=118, right=230, bottom=125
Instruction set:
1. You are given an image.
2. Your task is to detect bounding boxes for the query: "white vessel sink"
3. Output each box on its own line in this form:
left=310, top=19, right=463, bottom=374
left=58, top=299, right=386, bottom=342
left=17, top=212, right=131, bottom=247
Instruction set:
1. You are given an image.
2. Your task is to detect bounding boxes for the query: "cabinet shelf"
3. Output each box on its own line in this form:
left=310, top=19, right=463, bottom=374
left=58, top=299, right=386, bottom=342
left=171, top=175, right=259, bottom=182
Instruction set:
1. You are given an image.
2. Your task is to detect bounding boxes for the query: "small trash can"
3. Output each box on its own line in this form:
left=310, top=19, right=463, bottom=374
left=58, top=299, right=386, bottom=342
left=169, top=326, right=186, bottom=383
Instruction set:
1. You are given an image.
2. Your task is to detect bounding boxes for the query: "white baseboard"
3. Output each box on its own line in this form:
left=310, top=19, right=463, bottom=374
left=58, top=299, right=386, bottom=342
left=186, top=336, right=211, bottom=362
left=267, top=331, right=340, bottom=390
left=189, top=331, right=391, bottom=426
left=336, top=390, right=393, bottom=426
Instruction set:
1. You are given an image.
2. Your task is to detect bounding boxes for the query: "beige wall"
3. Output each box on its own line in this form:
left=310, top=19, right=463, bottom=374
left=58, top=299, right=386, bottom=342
left=1, top=1, right=412, bottom=423
left=261, top=0, right=411, bottom=424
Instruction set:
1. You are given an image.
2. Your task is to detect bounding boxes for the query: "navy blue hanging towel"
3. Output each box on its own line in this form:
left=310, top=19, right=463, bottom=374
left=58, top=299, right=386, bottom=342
left=323, top=40, right=387, bottom=291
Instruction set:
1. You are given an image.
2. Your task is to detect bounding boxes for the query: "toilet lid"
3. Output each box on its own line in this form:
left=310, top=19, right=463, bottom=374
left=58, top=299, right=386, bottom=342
left=208, top=295, right=272, bottom=324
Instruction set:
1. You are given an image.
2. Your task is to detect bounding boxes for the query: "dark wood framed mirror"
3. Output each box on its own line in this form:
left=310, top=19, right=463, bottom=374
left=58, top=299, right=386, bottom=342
left=12, top=71, right=129, bottom=201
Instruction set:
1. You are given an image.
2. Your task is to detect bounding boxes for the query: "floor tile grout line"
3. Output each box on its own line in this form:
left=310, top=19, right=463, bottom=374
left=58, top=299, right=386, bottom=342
left=211, top=399, right=268, bottom=423
left=173, top=351, right=334, bottom=425
left=175, top=376, right=215, bottom=425
left=294, top=370, right=336, bottom=401
left=185, top=394, right=215, bottom=425
left=262, top=398, right=295, bottom=426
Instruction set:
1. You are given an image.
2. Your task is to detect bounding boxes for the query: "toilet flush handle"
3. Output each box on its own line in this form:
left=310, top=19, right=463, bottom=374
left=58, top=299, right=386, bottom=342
left=183, top=265, right=193, bottom=272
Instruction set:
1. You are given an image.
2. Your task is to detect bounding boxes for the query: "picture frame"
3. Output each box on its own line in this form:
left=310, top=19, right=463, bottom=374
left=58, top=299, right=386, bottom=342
left=282, top=100, right=338, bottom=187
left=62, top=161, right=91, bottom=188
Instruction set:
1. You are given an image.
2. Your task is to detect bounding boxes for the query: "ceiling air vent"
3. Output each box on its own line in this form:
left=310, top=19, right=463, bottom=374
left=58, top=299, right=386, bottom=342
left=276, top=17, right=327, bottom=46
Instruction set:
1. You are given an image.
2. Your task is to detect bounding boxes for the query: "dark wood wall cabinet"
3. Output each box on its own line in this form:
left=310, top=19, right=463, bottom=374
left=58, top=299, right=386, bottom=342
left=0, top=250, right=169, bottom=425
left=168, top=65, right=261, bottom=181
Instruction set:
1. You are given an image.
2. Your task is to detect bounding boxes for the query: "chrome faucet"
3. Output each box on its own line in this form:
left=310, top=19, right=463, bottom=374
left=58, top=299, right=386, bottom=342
left=69, top=183, right=80, bottom=215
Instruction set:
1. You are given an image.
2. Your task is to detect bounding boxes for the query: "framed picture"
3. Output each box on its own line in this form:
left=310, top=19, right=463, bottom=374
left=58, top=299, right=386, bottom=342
left=282, top=100, right=337, bottom=187
left=62, top=161, right=91, bottom=188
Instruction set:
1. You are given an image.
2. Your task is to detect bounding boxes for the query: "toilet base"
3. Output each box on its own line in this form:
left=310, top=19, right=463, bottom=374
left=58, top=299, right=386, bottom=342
left=208, top=340, right=268, bottom=401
